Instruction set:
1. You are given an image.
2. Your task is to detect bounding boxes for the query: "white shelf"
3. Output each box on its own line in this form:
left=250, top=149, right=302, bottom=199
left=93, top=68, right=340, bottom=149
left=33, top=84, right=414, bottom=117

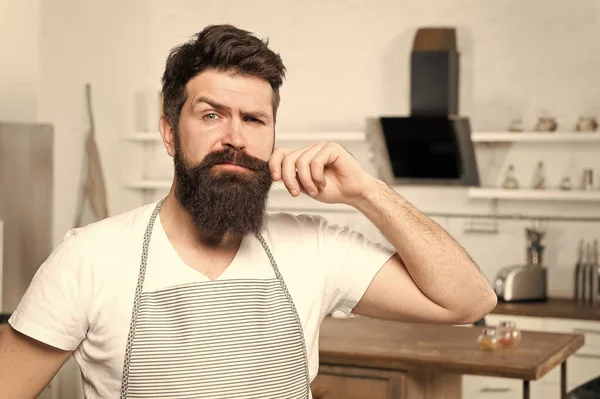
left=125, top=180, right=171, bottom=190
left=123, top=131, right=366, bottom=142
left=273, top=131, right=365, bottom=142
left=471, top=131, right=600, bottom=143
left=468, top=188, right=600, bottom=202
left=123, top=132, right=162, bottom=142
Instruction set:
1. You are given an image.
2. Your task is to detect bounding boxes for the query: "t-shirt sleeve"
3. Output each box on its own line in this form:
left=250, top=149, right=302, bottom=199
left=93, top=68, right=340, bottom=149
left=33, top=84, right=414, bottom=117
left=309, top=215, right=396, bottom=316
left=8, top=229, right=92, bottom=351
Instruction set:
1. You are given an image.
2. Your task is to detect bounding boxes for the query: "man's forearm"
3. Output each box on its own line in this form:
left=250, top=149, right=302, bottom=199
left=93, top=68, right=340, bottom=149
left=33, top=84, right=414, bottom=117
left=350, top=178, right=497, bottom=318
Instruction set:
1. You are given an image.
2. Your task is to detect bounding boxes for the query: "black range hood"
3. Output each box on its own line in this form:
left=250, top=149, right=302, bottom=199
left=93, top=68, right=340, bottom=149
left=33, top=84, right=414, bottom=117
left=367, top=28, right=479, bottom=187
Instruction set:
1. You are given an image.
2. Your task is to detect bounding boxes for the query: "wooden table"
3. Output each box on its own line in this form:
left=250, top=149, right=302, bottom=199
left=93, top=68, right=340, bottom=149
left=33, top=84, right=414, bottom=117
left=314, top=316, right=584, bottom=399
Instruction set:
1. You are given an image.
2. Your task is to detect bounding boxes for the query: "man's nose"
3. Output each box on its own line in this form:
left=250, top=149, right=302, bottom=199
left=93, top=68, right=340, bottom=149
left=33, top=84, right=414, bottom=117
left=221, top=119, right=246, bottom=150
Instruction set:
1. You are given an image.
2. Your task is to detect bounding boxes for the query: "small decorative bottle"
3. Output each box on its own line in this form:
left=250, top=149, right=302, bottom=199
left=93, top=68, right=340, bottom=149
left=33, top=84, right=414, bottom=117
left=508, top=118, right=524, bottom=133
left=502, top=164, right=519, bottom=189
left=497, top=321, right=522, bottom=348
left=478, top=328, right=500, bottom=351
left=531, top=161, right=546, bottom=190
left=559, top=176, right=572, bottom=190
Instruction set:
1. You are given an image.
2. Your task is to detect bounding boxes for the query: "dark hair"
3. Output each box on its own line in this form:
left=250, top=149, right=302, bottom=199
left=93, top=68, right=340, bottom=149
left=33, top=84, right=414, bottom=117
left=161, top=24, right=286, bottom=130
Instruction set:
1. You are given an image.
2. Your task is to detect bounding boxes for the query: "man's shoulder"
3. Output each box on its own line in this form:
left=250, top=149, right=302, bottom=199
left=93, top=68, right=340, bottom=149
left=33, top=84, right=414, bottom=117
left=64, top=202, right=157, bottom=248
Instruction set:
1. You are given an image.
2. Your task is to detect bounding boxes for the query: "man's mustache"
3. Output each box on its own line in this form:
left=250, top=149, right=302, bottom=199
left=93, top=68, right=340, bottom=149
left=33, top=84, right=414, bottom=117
left=200, top=149, right=270, bottom=173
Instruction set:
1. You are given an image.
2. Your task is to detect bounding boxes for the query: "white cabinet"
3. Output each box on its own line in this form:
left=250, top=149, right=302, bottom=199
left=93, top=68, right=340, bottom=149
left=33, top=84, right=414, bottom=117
left=462, top=375, right=545, bottom=399
left=546, top=318, right=600, bottom=357
left=463, top=313, right=600, bottom=399
left=484, top=314, right=546, bottom=331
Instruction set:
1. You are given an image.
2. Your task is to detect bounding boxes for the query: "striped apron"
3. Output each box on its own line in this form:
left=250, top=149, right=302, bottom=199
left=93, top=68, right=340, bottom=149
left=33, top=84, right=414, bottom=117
left=119, top=199, right=310, bottom=398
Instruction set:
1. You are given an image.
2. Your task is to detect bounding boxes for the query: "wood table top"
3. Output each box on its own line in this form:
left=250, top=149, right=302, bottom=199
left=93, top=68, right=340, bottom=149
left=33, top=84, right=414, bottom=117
left=492, top=298, right=600, bottom=321
left=319, top=316, right=584, bottom=380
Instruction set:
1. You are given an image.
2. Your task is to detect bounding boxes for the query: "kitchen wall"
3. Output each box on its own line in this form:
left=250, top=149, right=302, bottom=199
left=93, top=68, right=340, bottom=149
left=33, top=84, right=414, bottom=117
left=0, top=0, right=40, bottom=122
left=4, top=0, right=600, bottom=297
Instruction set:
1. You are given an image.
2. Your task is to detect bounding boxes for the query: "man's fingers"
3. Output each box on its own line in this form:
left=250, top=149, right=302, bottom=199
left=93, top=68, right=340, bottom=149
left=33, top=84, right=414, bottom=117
left=280, top=148, right=304, bottom=196
left=295, top=143, right=326, bottom=196
left=270, top=143, right=329, bottom=197
left=268, top=146, right=293, bottom=181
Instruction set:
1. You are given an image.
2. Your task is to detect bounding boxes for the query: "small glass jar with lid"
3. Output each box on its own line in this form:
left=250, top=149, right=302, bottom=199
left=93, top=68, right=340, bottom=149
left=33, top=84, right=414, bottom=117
left=478, top=328, right=500, bottom=351
left=497, top=321, right=522, bottom=348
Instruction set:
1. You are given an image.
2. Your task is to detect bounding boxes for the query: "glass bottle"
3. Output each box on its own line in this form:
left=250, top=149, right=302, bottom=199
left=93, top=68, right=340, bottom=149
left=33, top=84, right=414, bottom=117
left=478, top=328, right=500, bottom=351
left=502, top=164, right=519, bottom=189
left=497, top=321, right=522, bottom=348
left=559, top=176, right=572, bottom=191
left=508, top=118, right=524, bottom=132
left=532, top=161, right=546, bottom=190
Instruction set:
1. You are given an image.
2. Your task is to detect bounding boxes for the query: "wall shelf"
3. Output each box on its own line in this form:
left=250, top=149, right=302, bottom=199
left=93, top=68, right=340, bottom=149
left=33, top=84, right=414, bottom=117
left=123, top=131, right=366, bottom=143
left=123, top=132, right=162, bottom=142
left=125, top=180, right=171, bottom=190
left=471, top=132, right=600, bottom=143
left=468, top=188, right=600, bottom=202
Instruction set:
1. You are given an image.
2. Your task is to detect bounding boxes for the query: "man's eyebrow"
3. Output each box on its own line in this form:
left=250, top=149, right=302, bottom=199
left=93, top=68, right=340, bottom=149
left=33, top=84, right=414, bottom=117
left=191, top=96, right=230, bottom=114
left=245, top=110, right=270, bottom=121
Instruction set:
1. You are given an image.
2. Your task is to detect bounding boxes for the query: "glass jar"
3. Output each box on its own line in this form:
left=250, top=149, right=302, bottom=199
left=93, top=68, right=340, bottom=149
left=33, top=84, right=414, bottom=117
left=502, top=164, right=519, bottom=189
left=497, top=321, right=522, bottom=348
left=478, top=328, right=500, bottom=351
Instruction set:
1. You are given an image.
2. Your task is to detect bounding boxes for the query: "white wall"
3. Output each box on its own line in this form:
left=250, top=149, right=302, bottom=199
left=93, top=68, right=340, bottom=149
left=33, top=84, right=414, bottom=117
left=38, top=0, right=148, bottom=245
left=18, top=0, right=600, bottom=296
left=0, top=0, right=40, bottom=122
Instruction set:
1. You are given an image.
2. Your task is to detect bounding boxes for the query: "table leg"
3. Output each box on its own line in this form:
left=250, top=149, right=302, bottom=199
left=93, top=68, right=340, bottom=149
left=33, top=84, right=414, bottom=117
left=523, top=380, right=530, bottom=399
left=561, top=361, right=567, bottom=399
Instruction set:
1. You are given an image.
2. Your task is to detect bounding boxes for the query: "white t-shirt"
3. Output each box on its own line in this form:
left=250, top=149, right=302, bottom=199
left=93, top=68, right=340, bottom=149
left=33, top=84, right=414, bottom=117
left=9, top=201, right=395, bottom=398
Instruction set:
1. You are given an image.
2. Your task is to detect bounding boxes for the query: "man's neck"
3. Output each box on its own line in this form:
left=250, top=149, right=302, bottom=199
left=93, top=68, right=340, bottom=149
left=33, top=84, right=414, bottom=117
left=159, top=192, right=243, bottom=254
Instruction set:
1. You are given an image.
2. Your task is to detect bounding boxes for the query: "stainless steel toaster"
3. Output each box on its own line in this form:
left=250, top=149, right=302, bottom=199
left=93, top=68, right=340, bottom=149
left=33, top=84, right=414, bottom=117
left=494, top=265, right=547, bottom=302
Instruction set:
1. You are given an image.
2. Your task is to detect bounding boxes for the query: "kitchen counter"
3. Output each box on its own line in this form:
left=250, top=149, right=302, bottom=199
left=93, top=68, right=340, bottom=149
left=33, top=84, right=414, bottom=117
left=313, top=316, right=584, bottom=398
left=492, top=298, right=600, bottom=321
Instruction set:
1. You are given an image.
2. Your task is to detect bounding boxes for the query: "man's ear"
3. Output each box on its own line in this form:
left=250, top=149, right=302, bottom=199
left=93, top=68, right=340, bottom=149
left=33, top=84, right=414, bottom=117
left=160, top=115, right=177, bottom=157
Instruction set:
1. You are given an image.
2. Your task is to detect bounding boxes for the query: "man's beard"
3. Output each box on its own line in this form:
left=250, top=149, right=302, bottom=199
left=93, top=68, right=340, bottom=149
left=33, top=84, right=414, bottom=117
left=173, top=141, right=273, bottom=247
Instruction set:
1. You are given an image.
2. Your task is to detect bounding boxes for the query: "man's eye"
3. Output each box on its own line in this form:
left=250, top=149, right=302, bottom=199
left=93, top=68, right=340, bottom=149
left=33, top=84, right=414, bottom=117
left=204, top=113, right=219, bottom=121
left=245, top=116, right=262, bottom=124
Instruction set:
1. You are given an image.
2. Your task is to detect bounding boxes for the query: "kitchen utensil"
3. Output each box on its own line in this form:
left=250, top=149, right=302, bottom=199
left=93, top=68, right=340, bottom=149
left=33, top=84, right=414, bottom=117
left=582, top=242, right=592, bottom=304
left=582, top=169, right=594, bottom=191
left=590, top=239, right=599, bottom=305
left=494, top=225, right=549, bottom=302
left=575, top=239, right=584, bottom=302
left=494, top=265, right=547, bottom=302
left=526, top=227, right=545, bottom=265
